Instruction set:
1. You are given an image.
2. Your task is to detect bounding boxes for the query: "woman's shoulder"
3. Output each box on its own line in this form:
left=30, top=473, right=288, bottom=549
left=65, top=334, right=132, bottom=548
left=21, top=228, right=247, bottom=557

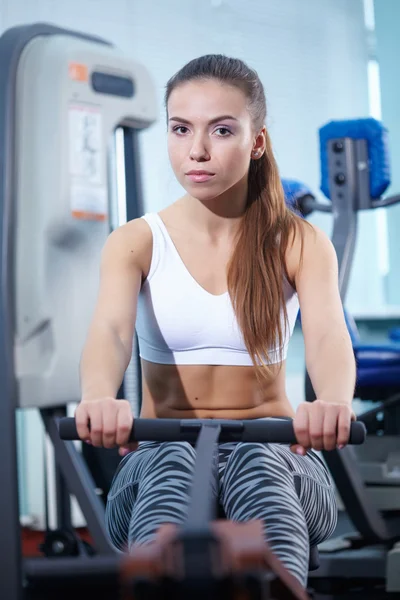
left=104, top=218, right=154, bottom=276
left=112, top=217, right=154, bottom=247
left=285, top=219, right=336, bottom=283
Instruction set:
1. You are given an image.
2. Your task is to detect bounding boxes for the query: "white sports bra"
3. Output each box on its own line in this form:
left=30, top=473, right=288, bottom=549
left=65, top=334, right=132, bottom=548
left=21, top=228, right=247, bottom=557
left=135, top=212, right=299, bottom=366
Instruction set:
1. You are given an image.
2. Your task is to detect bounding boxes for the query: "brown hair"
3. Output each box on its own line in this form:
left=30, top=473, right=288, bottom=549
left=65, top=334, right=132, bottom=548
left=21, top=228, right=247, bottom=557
left=164, top=55, right=305, bottom=381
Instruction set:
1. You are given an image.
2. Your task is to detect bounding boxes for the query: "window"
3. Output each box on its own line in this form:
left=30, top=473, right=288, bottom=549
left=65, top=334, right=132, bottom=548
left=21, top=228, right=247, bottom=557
left=364, top=0, right=389, bottom=279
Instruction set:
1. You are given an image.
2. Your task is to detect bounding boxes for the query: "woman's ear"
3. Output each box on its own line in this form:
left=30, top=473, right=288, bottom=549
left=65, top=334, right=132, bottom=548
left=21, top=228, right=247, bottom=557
left=252, top=126, right=267, bottom=157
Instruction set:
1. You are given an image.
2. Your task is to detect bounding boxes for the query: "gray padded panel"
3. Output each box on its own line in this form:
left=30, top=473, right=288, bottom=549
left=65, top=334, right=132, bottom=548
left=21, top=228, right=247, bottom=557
left=13, top=35, right=157, bottom=408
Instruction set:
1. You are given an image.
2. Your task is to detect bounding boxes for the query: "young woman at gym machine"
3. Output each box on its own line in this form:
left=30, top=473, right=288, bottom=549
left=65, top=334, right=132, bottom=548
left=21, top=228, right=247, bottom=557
left=75, top=55, right=357, bottom=588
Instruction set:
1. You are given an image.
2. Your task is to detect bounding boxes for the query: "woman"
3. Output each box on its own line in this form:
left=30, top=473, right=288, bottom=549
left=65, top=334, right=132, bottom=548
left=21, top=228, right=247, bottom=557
left=76, top=55, right=356, bottom=588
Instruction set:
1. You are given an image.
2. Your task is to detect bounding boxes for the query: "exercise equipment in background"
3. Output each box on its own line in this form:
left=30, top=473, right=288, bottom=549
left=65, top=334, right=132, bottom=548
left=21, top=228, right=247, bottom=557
left=283, top=117, right=400, bottom=597
left=0, top=22, right=157, bottom=600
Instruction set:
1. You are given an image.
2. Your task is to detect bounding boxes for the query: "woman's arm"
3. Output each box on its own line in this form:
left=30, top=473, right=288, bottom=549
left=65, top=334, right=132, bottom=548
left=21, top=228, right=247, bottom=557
left=76, top=218, right=151, bottom=453
left=294, top=224, right=356, bottom=406
left=80, top=222, right=144, bottom=402
left=286, top=222, right=357, bottom=453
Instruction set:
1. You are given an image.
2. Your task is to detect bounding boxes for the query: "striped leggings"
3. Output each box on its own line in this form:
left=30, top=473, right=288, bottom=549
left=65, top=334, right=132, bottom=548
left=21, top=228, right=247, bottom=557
left=105, top=440, right=338, bottom=587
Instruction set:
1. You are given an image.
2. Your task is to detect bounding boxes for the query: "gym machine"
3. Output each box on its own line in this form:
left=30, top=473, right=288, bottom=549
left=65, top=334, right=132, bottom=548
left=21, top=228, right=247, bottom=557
left=56, top=415, right=366, bottom=600
left=285, top=118, right=400, bottom=597
left=0, top=21, right=389, bottom=599
left=0, top=22, right=157, bottom=600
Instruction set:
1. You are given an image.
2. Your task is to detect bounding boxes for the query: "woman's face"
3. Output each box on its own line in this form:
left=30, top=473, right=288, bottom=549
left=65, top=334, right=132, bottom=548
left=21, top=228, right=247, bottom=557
left=167, top=79, right=264, bottom=201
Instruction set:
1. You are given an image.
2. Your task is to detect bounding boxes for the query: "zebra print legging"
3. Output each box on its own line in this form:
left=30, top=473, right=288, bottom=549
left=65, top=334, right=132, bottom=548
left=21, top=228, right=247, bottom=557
left=105, top=440, right=338, bottom=587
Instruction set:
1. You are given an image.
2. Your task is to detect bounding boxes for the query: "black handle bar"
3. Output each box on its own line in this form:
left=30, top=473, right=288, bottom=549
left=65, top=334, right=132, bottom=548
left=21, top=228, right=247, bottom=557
left=58, top=416, right=366, bottom=445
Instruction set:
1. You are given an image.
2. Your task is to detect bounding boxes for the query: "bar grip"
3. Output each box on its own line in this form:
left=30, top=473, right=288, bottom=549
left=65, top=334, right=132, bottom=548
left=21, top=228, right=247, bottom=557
left=59, top=416, right=366, bottom=445
left=241, top=418, right=365, bottom=445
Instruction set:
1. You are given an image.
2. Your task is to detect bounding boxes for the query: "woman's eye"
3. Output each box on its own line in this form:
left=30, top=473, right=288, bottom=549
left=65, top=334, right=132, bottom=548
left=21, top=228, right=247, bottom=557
left=215, top=127, right=231, bottom=136
left=173, top=126, right=189, bottom=134
left=172, top=125, right=232, bottom=136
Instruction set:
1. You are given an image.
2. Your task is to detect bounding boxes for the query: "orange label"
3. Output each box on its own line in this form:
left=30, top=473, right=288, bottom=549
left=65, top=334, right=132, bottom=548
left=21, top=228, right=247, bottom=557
left=72, top=210, right=106, bottom=222
left=69, top=63, right=88, bottom=82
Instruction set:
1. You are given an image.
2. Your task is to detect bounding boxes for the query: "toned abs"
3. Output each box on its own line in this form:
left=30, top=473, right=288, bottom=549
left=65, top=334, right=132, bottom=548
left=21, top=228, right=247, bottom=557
left=140, top=360, right=295, bottom=420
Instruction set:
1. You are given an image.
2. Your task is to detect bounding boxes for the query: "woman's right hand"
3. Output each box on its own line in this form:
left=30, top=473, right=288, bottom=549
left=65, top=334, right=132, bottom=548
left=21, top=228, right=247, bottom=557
left=75, top=397, right=137, bottom=457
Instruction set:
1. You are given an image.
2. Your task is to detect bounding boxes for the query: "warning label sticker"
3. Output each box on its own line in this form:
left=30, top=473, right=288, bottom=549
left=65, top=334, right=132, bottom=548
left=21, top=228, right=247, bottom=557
left=69, top=104, right=107, bottom=221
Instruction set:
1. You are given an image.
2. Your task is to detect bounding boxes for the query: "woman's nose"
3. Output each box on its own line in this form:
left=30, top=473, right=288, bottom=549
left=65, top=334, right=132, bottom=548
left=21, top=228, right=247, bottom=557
left=189, top=136, right=210, bottom=161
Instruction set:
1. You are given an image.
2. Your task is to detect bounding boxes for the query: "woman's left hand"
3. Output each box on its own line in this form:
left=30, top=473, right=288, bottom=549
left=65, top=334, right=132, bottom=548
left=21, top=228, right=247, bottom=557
left=290, top=399, right=357, bottom=456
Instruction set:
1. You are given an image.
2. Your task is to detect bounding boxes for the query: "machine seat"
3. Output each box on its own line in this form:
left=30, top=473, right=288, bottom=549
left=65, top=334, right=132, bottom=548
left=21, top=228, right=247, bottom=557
left=355, top=344, right=400, bottom=387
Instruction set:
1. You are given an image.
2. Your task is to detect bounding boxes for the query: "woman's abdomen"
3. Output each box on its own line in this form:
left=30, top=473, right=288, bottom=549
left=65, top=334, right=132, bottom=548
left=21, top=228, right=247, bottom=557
left=139, top=359, right=295, bottom=419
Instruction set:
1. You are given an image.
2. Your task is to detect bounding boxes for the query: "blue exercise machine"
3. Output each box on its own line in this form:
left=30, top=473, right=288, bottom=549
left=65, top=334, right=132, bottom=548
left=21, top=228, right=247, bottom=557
left=282, top=117, right=400, bottom=597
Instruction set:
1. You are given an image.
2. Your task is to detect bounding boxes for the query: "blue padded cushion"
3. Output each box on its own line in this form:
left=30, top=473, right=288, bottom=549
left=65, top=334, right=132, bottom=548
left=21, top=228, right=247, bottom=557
left=356, top=366, right=400, bottom=387
left=389, top=328, right=400, bottom=343
left=319, top=118, right=391, bottom=200
left=281, top=178, right=313, bottom=215
left=355, top=344, right=400, bottom=386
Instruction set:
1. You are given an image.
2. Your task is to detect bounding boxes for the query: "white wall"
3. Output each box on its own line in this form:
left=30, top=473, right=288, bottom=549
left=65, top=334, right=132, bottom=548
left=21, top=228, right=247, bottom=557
left=131, top=0, right=371, bottom=215
left=375, top=0, right=400, bottom=307
left=1, top=0, right=370, bottom=524
left=1, top=0, right=369, bottom=211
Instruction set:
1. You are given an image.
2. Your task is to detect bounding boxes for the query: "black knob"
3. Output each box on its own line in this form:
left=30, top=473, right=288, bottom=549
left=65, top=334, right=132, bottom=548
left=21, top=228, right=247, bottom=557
left=333, top=141, right=344, bottom=153
left=334, top=173, right=346, bottom=185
